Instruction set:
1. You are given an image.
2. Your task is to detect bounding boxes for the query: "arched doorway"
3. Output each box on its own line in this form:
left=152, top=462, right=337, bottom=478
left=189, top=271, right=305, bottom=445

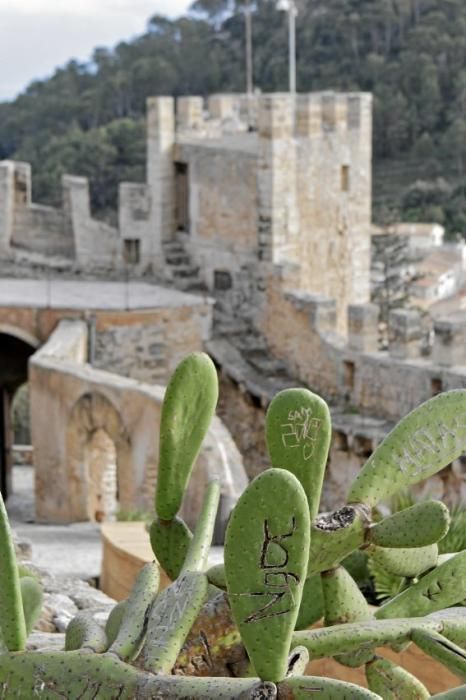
left=66, top=392, right=131, bottom=522
left=0, top=331, right=38, bottom=497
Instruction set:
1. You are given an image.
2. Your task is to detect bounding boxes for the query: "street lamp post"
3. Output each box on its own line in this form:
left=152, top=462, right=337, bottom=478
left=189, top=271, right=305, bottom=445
left=277, top=0, right=298, bottom=94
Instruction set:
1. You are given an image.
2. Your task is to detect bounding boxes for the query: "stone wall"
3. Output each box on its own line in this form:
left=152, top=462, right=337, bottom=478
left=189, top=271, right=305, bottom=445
left=0, top=286, right=213, bottom=386
left=175, top=140, right=259, bottom=292
left=29, top=320, right=247, bottom=525
left=261, top=265, right=466, bottom=423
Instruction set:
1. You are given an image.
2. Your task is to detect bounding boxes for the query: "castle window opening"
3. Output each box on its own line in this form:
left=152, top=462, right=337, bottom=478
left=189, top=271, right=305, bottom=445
left=343, top=360, right=355, bottom=391
left=214, top=270, right=233, bottom=291
left=431, top=377, right=443, bottom=396
left=175, top=162, right=190, bottom=233
left=341, top=165, right=350, bottom=192
left=123, top=239, right=140, bottom=265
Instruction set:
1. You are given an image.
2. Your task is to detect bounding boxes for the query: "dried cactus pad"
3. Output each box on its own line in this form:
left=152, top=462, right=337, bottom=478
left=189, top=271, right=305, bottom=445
left=348, top=390, right=466, bottom=507
left=156, top=352, right=219, bottom=520
left=225, top=469, right=310, bottom=683
left=265, top=388, right=331, bottom=519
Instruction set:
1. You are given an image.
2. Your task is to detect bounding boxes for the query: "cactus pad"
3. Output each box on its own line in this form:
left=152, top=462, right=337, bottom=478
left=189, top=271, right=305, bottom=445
left=265, top=388, right=331, bottom=519
left=365, top=656, right=429, bottom=699
left=348, top=390, right=466, bottom=506
left=225, top=469, right=310, bottom=683
left=149, top=516, right=193, bottom=580
left=368, top=500, right=450, bottom=548
left=156, top=352, right=219, bottom=520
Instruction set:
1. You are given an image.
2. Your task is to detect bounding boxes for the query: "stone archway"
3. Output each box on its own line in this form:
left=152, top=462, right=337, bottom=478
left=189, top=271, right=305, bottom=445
left=0, top=330, right=38, bottom=497
left=66, top=392, right=132, bottom=522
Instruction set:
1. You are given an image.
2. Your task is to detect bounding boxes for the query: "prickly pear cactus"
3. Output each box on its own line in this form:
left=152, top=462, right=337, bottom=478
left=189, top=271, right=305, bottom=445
left=2, top=354, right=466, bottom=698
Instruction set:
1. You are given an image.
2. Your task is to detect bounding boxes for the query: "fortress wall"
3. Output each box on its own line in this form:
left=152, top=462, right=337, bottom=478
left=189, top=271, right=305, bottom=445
left=294, top=92, right=372, bottom=334
left=0, top=161, right=74, bottom=257
left=62, top=175, right=121, bottom=268
left=92, top=301, right=213, bottom=384
left=262, top=266, right=466, bottom=422
left=176, top=140, right=259, bottom=290
left=30, top=319, right=247, bottom=526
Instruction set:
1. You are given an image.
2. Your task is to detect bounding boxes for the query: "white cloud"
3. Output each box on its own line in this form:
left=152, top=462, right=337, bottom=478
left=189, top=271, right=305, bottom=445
left=0, top=0, right=192, bottom=100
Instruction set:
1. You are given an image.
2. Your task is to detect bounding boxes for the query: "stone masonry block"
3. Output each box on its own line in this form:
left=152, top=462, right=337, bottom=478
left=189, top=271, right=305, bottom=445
left=348, top=303, right=379, bottom=353
left=388, top=308, right=422, bottom=360
left=285, top=291, right=337, bottom=332
left=433, top=316, right=466, bottom=368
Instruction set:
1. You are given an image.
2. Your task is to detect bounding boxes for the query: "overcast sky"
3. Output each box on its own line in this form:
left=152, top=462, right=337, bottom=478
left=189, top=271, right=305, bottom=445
left=0, top=0, right=192, bottom=101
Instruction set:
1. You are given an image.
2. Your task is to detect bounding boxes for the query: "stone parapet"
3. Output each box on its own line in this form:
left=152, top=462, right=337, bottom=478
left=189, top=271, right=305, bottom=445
left=347, top=303, right=379, bottom=353
left=388, top=308, right=422, bottom=360
left=177, top=96, right=204, bottom=130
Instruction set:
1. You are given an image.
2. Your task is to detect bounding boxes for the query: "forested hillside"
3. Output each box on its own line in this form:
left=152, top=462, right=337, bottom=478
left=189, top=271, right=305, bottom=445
left=1, top=0, right=466, bottom=232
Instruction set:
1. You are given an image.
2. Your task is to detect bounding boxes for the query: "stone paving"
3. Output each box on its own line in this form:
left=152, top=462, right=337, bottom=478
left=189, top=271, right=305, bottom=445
left=7, top=465, right=102, bottom=580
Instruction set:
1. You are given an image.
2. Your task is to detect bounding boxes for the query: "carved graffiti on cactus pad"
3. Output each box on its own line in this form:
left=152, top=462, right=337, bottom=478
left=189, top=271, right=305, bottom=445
left=243, top=518, right=300, bottom=624
left=280, top=407, right=322, bottom=461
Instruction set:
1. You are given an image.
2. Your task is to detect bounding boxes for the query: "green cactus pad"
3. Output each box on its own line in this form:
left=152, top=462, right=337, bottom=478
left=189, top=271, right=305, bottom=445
left=321, top=566, right=374, bottom=668
left=65, top=612, right=108, bottom=652
left=293, top=617, right=443, bottom=660
left=412, top=628, right=466, bottom=681
left=155, top=352, right=219, bottom=520
left=308, top=504, right=370, bottom=575
left=108, top=561, right=160, bottom=661
left=322, top=566, right=373, bottom=627
left=376, top=549, right=466, bottom=619
left=348, top=390, right=466, bottom=507
left=149, top=515, right=193, bottom=580
left=295, top=574, right=324, bottom=630
left=365, top=656, right=429, bottom=699
left=182, top=480, right=220, bottom=573
left=368, top=544, right=438, bottom=578
left=369, top=500, right=450, bottom=548
left=19, top=577, right=43, bottom=637
left=265, top=388, right=331, bottom=519
left=105, top=600, right=127, bottom=648
left=0, top=650, right=278, bottom=700
left=430, top=608, right=466, bottom=648
left=225, top=468, right=310, bottom=683
left=277, top=676, right=382, bottom=698
left=207, top=563, right=227, bottom=589
left=142, top=569, right=208, bottom=674
left=0, top=492, right=26, bottom=651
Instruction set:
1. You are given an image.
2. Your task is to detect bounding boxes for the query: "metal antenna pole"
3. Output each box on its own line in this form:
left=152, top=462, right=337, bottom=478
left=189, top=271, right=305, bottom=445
left=289, top=1, right=297, bottom=95
left=245, top=2, right=254, bottom=95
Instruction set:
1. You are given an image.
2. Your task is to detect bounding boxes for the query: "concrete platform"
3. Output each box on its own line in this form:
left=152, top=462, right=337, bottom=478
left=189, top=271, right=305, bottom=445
left=0, top=279, right=208, bottom=311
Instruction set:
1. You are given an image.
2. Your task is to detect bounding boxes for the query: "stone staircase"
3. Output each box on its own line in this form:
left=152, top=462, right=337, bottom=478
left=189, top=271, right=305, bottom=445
left=162, top=234, right=207, bottom=293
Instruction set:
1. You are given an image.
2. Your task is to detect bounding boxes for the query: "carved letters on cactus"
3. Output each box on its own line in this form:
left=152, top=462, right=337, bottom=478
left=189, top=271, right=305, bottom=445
left=265, top=388, right=332, bottom=520
left=225, top=469, right=310, bottom=683
left=348, top=390, right=466, bottom=507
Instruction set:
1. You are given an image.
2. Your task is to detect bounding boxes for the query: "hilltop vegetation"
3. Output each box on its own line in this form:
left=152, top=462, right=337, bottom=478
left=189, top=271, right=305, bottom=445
left=1, top=0, right=466, bottom=232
